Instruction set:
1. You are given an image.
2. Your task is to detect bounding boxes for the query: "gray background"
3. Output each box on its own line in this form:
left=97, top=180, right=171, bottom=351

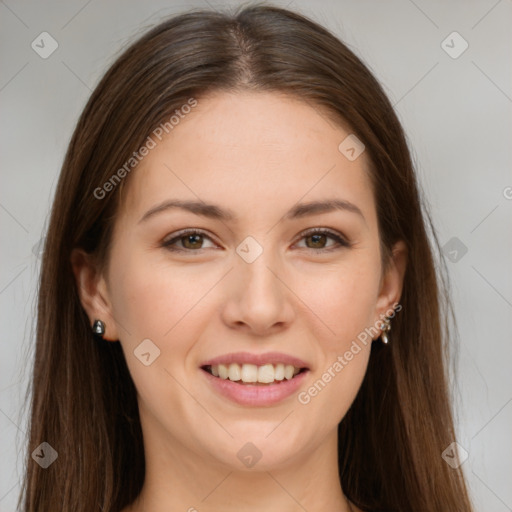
left=1, top=0, right=511, bottom=510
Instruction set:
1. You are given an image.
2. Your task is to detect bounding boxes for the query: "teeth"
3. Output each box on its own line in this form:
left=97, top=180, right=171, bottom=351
left=228, top=363, right=241, bottom=381
left=284, top=364, right=294, bottom=380
left=241, top=364, right=258, bottom=382
left=274, top=363, right=285, bottom=380
left=208, top=363, right=303, bottom=383
left=218, top=363, right=229, bottom=379
left=258, top=364, right=275, bottom=383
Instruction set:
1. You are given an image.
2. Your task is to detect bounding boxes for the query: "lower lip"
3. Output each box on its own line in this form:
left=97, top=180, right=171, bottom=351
left=201, top=368, right=309, bottom=406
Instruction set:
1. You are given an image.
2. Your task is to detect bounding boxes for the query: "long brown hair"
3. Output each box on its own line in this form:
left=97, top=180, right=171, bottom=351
left=19, top=4, right=474, bottom=511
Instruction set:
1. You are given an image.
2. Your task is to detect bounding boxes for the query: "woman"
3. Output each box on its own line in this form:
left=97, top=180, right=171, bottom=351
left=20, top=4, right=475, bottom=512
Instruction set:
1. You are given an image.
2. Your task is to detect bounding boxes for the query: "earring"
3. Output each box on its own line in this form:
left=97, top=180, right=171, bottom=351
left=92, top=319, right=106, bottom=337
left=379, top=317, right=391, bottom=344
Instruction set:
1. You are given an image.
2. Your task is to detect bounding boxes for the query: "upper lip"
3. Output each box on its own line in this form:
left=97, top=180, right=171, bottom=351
left=200, top=351, right=310, bottom=369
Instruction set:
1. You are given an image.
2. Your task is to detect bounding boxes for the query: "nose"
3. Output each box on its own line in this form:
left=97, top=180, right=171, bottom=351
left=220, top=247, right=295, bottom=337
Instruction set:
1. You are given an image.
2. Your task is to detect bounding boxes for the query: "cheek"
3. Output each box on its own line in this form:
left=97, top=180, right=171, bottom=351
left=291, top=256, right=379, bottom=413
left=294, top=265, right=377, bottom=428
left=108, top=247, right=214, bottom=341
left=107, top=251, right=212, bottom=411
left=295, top=256, right=381, bottom=345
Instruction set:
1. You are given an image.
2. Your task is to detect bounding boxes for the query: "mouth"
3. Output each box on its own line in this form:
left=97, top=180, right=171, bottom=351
left=201, top=363, right=308, bottom=385
left=199, top=353, right=311, bottom=406
left=199, top=352, right=312, bottom=407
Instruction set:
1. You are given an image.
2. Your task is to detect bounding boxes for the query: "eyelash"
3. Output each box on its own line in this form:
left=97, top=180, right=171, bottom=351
left=161, top=228, right=350, bottom=254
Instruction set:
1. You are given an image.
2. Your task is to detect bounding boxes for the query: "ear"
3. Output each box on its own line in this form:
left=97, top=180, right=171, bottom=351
left=374, top=240, right=407, bottom=324
left=70, top=248, right=119, bottom=342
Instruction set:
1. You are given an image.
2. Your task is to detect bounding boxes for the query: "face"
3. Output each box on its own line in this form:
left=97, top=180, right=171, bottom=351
left=73, top=91, right=405, bottom=472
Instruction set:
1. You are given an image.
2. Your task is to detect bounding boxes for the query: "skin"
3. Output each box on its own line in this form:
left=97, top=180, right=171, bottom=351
left=72, top=91, right=407, bottom=512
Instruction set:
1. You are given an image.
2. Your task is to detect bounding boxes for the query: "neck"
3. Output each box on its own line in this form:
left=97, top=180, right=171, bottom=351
left=124, top=420, right=354, bottom=512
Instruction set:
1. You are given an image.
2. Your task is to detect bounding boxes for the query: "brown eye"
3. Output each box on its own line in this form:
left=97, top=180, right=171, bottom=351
left=162, top=229, right=216, bottom=252
left=181, top=233, right=204, bottom=249
left=296, top=229, right=350, bottom=253
left=305, top=233, right=329, bottom=249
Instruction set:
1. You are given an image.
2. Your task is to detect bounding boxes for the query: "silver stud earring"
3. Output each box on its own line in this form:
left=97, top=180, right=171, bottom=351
left=379, top=317, right=391, bottom=344
left=92, top=319, right=106, bottom=337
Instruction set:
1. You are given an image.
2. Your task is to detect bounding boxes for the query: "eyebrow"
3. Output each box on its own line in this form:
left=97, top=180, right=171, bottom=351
left=138, top=198, right=365, bottom=224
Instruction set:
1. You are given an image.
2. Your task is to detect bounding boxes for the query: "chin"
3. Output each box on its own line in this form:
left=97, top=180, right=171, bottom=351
left=204, top=427, right=310, bottom=472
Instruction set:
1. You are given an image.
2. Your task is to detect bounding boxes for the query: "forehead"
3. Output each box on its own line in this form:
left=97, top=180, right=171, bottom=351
left=119, top=91, right=375, bottom=224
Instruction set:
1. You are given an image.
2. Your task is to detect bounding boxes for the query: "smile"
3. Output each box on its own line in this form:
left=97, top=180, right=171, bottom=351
left=203, top=363, right=305, bottom=384
left=199, top=352, right=310, bottom=406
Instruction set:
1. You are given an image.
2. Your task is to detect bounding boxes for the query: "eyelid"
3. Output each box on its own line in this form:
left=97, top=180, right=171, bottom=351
left=162, top=228, right=219, bottom=249
left=293, top=227, right=351, bottom=251
left=162, top=227, right=351, bottom=253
